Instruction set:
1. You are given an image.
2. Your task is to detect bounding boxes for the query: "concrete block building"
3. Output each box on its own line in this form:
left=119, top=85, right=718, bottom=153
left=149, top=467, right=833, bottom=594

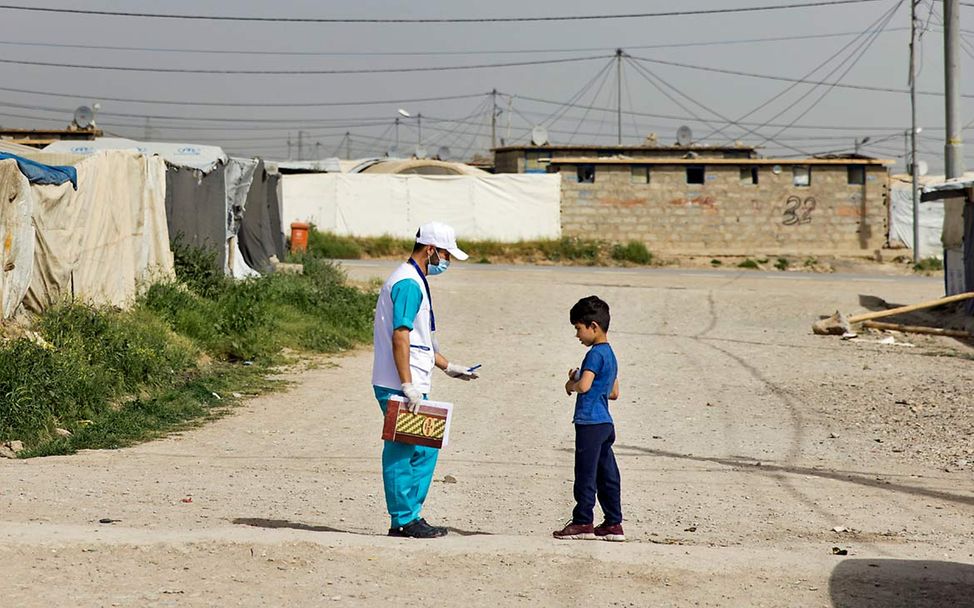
left=493, top=144, right=892, bottom=256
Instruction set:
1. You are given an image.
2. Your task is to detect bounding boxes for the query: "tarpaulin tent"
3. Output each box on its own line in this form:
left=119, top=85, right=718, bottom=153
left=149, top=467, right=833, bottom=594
left=24, top=150, right=174, bottom=312
left=0, top=152, right=77, bottom=188
left=238, top=160, right=285, bottom=272
left=0, top=159, right=35, bottom=319
left=44, top=137, right=227, bottom=173
left=164, top=157, right=262, bottom=277
left=280, top=173, right=561, bottom=241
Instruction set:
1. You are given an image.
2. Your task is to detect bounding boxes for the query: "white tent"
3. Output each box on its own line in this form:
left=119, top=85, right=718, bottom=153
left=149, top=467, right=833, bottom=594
left=44, top=137, right=227, bottom=173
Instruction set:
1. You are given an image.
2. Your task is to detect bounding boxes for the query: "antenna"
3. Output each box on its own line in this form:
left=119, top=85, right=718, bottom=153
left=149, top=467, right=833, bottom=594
left=72, top=105, right=94, bottom=129
left=676, top=125, right=693, bottom=146
left=531, top=125, right=549, bottom=146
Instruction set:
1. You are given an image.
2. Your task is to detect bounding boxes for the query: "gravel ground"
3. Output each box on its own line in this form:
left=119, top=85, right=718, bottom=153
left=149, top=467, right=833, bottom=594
left=0, top=262, right=971, bottom=607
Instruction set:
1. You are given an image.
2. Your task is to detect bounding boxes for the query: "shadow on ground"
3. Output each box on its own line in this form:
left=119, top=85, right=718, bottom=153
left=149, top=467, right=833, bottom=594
left=613, top=445, right=974, bottom=507
left=232, top=517, right=491, bottom=537
left=829, top=559, right=974, bottom=607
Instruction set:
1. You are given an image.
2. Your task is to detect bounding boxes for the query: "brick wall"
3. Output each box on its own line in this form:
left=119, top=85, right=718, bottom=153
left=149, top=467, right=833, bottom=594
left=557, top=163, right=889, bottom=256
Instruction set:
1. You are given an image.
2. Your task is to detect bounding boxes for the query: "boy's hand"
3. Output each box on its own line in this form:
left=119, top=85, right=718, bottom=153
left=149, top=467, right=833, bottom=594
left=565, top=378, right=574, bottom=396
left=568, top=368, right=580, bottom=381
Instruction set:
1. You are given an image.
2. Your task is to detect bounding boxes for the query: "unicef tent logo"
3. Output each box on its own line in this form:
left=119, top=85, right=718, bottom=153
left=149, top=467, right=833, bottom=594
left=177, top=147, right=201, bottom=155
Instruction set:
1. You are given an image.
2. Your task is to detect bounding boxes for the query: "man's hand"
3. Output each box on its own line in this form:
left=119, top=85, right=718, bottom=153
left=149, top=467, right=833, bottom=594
left=444, top=362, right=479, bottom=381
left=401, top=382, right=423, bottom=413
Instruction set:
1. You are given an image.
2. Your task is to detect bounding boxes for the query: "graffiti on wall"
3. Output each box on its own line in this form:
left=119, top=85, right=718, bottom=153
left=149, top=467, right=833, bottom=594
left=782, top=195, right=816, bottom=225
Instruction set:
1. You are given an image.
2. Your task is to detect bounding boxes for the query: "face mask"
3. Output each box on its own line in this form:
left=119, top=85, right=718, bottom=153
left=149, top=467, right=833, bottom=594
left=428, top=250, right=450, bottom=276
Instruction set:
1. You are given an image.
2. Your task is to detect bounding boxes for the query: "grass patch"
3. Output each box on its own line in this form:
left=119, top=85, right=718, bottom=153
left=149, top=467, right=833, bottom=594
left=774, top=257, right=790, bottom=271
left=710, top=259, right=723, bottom=266
left=300, top=230, right=657, bottom=267
left=737, top=258, right=761, bottom=269
left=913, top=257, right=944, bottom=272
left=1, top=244, right=376, bottom=456
left=611, top=241, right=654, bottom=265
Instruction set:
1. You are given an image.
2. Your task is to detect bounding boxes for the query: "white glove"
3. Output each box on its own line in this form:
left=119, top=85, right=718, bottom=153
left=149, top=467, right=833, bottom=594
left=445, top=363, right=479, bottom=381
left=401, top=382, right=423, bottom=413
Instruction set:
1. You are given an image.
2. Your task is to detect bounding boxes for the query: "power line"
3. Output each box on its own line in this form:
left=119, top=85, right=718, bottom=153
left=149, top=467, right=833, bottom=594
left=503, top=92, right=935, bottom=131
left=0, top=1, right=885, bottom=24
left=624, top=53, right=953, bottom=97
left=0, top=85, right=485, bottom=108
left=698, top=1, right=905, bottom=142
left=0, top=27, right=911, bottom=58
left=0, top=54, right=607, bottom=75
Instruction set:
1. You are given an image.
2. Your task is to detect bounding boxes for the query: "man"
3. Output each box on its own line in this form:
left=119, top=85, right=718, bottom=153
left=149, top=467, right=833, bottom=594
left=371, top=221, right=479, bottom=538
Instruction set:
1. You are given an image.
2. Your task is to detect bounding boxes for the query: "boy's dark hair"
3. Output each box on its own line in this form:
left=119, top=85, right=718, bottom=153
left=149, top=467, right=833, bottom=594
left=570, top=295, right=610, bottom=331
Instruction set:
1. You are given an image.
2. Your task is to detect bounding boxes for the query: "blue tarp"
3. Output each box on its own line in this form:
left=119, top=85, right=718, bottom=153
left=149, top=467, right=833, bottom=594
left=0, top=152, right=77, bottom=189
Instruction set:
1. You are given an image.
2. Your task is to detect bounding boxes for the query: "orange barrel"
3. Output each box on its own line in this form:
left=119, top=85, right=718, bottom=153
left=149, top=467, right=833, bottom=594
left=290, top=222, right=310, bottom=252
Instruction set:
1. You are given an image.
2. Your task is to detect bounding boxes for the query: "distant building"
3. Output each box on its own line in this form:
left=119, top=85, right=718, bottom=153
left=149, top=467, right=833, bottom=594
left=0, top=127, right=102, bottom=149
left=493, top=143, right=892, bottom=256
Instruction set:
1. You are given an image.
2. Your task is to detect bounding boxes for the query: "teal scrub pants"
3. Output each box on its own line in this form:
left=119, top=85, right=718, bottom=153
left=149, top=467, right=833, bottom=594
left=373, top=385, right=440, bottom=528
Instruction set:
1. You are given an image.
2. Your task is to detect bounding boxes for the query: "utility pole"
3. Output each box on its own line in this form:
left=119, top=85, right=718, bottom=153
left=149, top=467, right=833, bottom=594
left=944, top=0, right=964, bottom=180
left=417, top=113, right=423, bottom=149
left=297, top=130, right=304, bottom=161
left=395, top=117, right=400, bottom=151
left=910, top=0, right=921, bottom=262
left=287, top=133, right=292, bottom=160
left=616, top=49, right=623, bottom=145
left=490, top=89, right=497, bottom=149
left=345, top=131, right=351, bottom=159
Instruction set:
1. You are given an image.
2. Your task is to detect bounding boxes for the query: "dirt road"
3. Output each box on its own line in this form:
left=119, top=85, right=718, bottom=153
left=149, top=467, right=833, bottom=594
left=1, top=262, right=972, bottom=607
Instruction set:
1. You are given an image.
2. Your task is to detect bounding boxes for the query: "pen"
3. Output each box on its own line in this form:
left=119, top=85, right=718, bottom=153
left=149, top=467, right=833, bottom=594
left=467, top=364, right=482, bottom=372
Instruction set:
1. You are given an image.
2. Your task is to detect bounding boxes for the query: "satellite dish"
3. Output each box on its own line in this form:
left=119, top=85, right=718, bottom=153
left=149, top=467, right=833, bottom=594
left=531, top=125, right=549, bottom=146
left=415, top=146, right=428, bottom=159
left=676, top=125, right=693, bottom=146
left=397, top=108, right=411, bottom=118
left=436, top=145, right=451, bottom=160
left=73, top=105, right=94, bottom=129
left=771, top=164, right=782, bottom=175
left=917, top=160, right=929, bottom=176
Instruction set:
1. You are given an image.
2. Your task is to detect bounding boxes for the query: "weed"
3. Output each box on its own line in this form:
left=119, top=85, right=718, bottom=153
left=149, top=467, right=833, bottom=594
left=804, top=257, right=818, bottom=267
left=710, top=259, right=723, bottom=266
left=737, top=258, right=761, bottom=269
left=305, top=230, right=363, bottom=260
left=610, top=241, right=654, bottom=265
left=775, top=258, right=790, bottom=271
left=757, top=258, right=769, bottom=264
left=913, top=257, right=944, bottom=272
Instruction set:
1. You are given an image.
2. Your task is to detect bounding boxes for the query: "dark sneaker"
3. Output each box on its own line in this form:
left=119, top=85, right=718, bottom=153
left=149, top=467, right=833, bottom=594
left=388, top=518, right=448, bottom=539
left=594, top=521, right=626, bottom=542
left=552, top=520, right=595, bottom=540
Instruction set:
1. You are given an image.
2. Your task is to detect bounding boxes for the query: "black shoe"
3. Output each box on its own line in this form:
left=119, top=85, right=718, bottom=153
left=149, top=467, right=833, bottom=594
left=388, top=517, right=448, bottom=538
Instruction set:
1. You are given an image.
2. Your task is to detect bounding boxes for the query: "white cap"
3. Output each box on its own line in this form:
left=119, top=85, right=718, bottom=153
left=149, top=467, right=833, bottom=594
left=416, top=221, right=468, bottom=261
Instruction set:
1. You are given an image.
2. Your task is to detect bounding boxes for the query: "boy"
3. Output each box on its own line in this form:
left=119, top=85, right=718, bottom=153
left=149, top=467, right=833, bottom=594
left=553, top=295, right=624, bottom=542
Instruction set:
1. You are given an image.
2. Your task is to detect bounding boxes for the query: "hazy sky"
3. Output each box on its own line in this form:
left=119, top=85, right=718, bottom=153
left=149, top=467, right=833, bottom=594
left=0, top=1, right=969, bottom=171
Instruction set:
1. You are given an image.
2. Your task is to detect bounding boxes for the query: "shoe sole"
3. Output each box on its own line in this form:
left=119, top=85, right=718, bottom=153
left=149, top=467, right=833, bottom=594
left=595, top=534, right=626, bottom=542
left=553, top=533, right=597, bottom=540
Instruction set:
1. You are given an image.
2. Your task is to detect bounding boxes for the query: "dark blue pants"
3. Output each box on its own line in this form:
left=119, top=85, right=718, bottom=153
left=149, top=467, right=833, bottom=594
left=572, top=422, right=622, bottom=525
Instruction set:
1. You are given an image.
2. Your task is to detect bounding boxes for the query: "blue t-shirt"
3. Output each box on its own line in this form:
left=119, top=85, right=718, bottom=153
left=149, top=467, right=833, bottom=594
left=390, top=279, right=423, bottom=330
left=573, top=343, right=617, bottom=425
